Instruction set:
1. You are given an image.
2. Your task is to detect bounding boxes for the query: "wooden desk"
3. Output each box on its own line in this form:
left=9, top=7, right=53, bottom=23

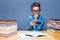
left=0, top=31, right=60, bottom=40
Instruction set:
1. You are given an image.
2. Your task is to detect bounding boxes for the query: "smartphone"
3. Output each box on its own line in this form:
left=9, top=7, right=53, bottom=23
left=36, top=21, right=41, bottom=24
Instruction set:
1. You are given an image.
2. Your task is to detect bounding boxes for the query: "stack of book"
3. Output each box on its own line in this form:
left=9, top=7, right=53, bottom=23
left=47, top=19, right=60, bottom=39
left=0, top=20, right=17, bottom=38
left=47, top=19, right=60, bottom=30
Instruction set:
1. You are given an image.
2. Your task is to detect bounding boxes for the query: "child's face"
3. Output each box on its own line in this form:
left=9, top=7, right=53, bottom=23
left=32, top=6, right=40, bottom=15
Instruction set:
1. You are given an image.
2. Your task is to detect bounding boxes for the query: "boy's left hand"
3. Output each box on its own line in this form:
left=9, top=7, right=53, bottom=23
left=34, top=14, right=39, bottom=19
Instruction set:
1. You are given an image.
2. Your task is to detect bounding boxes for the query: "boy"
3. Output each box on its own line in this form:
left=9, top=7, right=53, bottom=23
left=27, top=2, right=45, bottom=31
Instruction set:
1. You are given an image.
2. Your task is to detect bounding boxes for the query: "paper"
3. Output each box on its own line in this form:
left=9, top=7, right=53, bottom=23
left=18, top=31, right=47, bottom=38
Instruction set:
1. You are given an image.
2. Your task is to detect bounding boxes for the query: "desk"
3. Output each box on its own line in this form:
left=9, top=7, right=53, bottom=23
left=0, top=31, right=60, bottom=40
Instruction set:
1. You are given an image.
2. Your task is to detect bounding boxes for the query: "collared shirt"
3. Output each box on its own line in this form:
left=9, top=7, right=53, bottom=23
left=27, top=15, right=45, bottom=31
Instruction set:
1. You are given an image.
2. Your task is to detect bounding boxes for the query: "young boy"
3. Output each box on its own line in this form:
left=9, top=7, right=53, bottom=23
left=27, top=2, right=45, bottom=31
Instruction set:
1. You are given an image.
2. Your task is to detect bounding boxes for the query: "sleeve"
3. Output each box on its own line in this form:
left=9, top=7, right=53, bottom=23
left=27, top=17, right=34, bottom=31
left=37, top=17, right=45, bottom=30
left=42, top=18, right=47, bottom=31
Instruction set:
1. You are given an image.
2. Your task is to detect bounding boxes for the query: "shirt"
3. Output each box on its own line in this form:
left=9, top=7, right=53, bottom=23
left=27, top=15, right=45, bottom=31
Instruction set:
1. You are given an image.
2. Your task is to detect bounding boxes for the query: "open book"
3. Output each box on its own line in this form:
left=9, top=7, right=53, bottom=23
left=18, top=31, right=47, bottom=38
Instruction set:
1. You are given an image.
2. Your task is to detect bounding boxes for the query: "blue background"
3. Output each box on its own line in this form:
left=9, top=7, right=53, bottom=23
left=0, top=0, right=60, bottom=30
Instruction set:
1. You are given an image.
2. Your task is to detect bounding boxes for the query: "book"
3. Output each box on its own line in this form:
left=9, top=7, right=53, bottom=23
left=0, top=31, right=17, bottom=38
left=0, top=28, right=17, bottom=34
left=47, top=19, right=60, bottom=30
left=0, top=20, right=17, bottom=38
left=0, top=25, right=17, bottom=30
left=47, top=19, right=60, bottom=38
left=19, top=31, right=47, bottom=38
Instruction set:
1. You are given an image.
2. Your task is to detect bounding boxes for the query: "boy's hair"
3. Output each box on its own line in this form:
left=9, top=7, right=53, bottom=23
left=31, top=2, right=41, bottom=10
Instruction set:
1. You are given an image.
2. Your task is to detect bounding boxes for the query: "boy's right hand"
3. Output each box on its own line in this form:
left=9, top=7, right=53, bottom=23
left=30, top=20, right=36, bottom=27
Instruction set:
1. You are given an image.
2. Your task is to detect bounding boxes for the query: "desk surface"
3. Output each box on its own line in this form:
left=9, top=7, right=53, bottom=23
left=0, top=31, right=60, bottom=40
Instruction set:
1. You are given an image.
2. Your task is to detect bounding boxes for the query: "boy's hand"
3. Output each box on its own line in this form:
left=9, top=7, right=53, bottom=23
left=30, top=14, right=39, bottom=27
left=34, top=14, right=39, bottom=19
left=30, top=20, right=36, bottom=27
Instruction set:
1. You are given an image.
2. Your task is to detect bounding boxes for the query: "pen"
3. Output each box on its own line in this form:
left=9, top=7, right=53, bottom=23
left=25, top=34, right=33, bottom=37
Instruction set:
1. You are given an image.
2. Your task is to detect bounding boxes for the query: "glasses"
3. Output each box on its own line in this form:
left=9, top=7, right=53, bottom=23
left=32, top=10, right=40, bottom=12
